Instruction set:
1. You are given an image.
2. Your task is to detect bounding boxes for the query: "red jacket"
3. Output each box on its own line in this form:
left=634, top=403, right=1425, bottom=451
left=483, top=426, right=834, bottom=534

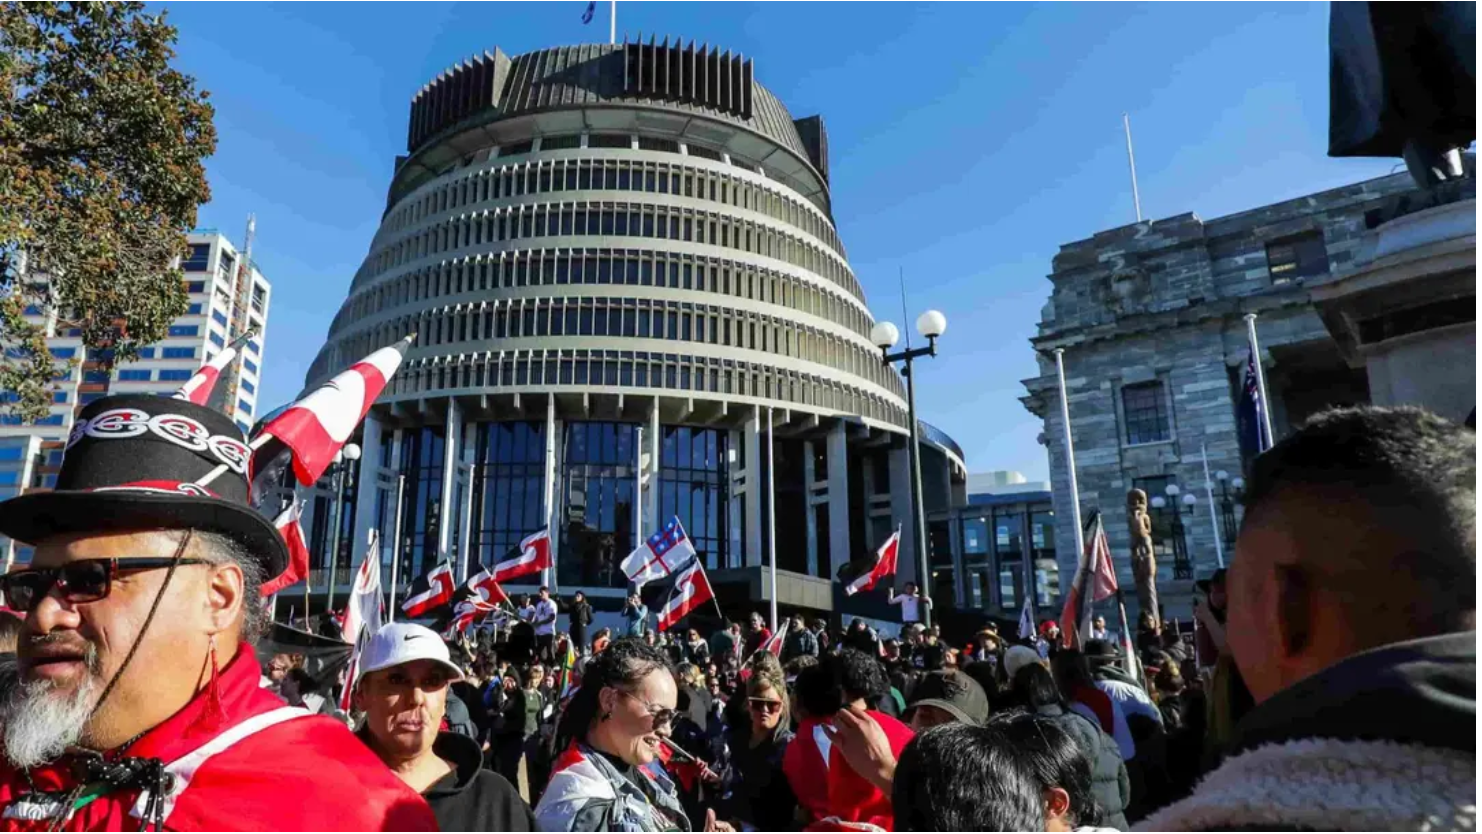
left=0, top=643, right=437, bottom=831
left=783, top=711, right=914, bottom=831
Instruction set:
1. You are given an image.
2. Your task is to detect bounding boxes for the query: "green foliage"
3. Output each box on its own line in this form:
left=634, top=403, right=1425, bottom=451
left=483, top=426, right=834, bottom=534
left=0, top=2, right=215, bottom=420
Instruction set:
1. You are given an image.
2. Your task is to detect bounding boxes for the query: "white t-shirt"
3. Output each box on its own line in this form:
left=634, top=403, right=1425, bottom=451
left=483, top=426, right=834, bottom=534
left=533, top=599, right=558, bottom=636
left=518, top=605, right=536, bottom=623
left=889, top=593, right=930, bottom=623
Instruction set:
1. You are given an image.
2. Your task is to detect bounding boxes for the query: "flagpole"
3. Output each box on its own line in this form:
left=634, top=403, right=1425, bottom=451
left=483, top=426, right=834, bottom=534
left=389, top=474, right=405, bottom=623
left=542, top=394, right=557, bottom=590
left=1243, top=314, right=1275, bottom=448
left=1123, top=113, right=1143, bottom=223
left=1053, top=348, right=1086, bottom=582
left=1201, top=443, right=1225, bottom=568
left=634, top=425, right=643, bottom=552
left=766, top=406, right=778, bottom=634
left=609, top=0, right=616, bottom=44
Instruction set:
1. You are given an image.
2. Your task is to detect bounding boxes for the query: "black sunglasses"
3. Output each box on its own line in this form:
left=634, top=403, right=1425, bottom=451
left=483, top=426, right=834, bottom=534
left=0, top=557, right=209, bottom=613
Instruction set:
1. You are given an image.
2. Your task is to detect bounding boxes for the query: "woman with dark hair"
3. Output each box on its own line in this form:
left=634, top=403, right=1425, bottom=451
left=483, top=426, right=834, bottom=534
left=1010, top=663, right=1129, bottom=829
left=1052, top=649, right=1135, bottom=762
left=536, top=638, right=718, bottom=831
left=892, top=722, right=1046, bottom=831
left=716, top=654, right=798, bottom=830
left=988, top=712, right=1113, bottom=832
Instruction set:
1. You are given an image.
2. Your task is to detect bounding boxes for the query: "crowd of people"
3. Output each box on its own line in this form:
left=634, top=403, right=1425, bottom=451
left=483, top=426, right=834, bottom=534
left=0, top=393, right=1472, bottom=831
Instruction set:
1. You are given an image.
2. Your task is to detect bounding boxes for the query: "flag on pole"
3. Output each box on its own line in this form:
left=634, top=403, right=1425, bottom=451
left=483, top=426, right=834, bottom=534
left=172, top=345, right=239, bottom=406
left=1116, top=596, right=1140, bottom=684
left=760, top=619, right=789, bottom=657
left=401, top=561, right=456, bottom=619
left=252, top=334, right=414, bottom=487
left=260, top=499, right=311, bottom=597
left=447, top=597, right=499, bottom=637
left=338, top=531, right=383, bottom=712
left=621, top=517, right=697, bottom=590
left=491, top=528, right=553, bottom=584
left=1059, top=512, right=1118, bottom=649
left=581, top=0, right=596, bottom=23
left=838, top=527, right=900, bottom=596
left=1236, top=351, right=1271, bottom=458
left=1018, top=593, right=1036, bottom=641
left=656, top=559, right=714, bottom=632
left=464, top=567, right=510, bottom=606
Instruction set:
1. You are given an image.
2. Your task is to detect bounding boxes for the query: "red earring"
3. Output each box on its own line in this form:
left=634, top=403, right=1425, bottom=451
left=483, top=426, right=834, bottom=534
left=197, top=634, right=226, bottom=731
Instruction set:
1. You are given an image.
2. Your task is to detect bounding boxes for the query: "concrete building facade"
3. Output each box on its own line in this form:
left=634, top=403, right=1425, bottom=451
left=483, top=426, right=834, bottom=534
left=1020, top=170, right=1469, bottom=622
left=301, top=42, right=965, bottom=623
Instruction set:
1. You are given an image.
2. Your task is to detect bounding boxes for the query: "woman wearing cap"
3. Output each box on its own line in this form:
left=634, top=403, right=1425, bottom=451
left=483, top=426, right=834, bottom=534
left=355, top=622, right=534, bottom=831
left=538, top=637, right=731, bottom=832
left=716, top=654, right=797, bottom=830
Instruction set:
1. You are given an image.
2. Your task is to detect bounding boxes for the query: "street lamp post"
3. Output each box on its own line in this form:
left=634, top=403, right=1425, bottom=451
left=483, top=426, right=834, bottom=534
left=872, top=310, right=947, bottom=629
left=1214, top=470, right=1245, bottom=552
left=1154, top=484, right=1198, bottom=580
left=324, top=442, right=362, bottom=614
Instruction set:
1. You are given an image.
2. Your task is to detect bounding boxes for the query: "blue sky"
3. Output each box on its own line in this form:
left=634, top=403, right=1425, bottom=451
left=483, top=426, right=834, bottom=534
left=161, top=2, right=1397, bottom=482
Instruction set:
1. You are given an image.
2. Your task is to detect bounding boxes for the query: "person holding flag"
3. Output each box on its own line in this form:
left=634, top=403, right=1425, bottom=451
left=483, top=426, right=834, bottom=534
left=1059, top=512, right=1120, bottom=650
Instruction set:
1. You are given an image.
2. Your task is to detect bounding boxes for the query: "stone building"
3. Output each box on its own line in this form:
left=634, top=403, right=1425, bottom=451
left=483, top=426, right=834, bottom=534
left=1020, top=170, right=1470, bottom=621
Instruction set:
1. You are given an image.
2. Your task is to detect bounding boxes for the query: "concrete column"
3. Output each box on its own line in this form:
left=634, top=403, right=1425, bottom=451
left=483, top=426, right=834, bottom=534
left=743, top=408, right=763, bottom=568
left=437, top=400, right=461, bottom=564
left=826, top=421, right=850, bottom=577
left=803, top=440, right=819, bottom=579
left=645, top=404, right=660, bottom=535
left=350, top=414, right=382, bottom=570
left=888, top=444, right=917, bottom=586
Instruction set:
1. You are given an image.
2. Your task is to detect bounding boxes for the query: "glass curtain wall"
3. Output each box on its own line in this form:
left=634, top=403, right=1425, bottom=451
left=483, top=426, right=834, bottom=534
left=469, top=421, right=547, bottom=576
left=395, top=427, right=445, bottom=582
left=560, top=422, right=637, bottom=588
left=1030, top=509, right=1059, bottom=607
left=657, top=426, right=730, bottom=569
left=995, top=510, right=1024, bottom=610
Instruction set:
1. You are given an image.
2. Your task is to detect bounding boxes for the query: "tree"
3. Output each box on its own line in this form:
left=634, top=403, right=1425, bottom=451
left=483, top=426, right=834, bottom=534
left=0, top=2, right=216, bottom=420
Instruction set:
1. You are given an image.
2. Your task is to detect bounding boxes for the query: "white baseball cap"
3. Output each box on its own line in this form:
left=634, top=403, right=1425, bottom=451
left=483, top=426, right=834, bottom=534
left=354, top=622, right=465, bottom=689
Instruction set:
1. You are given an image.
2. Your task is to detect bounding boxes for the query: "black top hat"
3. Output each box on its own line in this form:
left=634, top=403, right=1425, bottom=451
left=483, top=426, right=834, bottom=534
left=0, top=394, right=288, bottom=578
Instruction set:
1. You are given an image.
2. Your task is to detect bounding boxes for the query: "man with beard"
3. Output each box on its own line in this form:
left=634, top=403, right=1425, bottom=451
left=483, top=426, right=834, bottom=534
left=0, top=394, right=434, bottom=830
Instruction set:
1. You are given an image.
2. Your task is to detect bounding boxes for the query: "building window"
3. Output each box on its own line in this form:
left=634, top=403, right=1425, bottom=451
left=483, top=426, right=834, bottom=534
left=1122, top=381, right=1170, bottom=445
left=658, top=426, right=730, bottom=570
left=49, top=347, right=76, bottom=360
left=247, top=340, right=261, bottom=356
left=209, top=332, right=225, bottom=348
left=498, top=139, right=533, bottom=157
left=136, top=347, right=155, bottom=359
left=469, top=421, right=547, bottom=583
left=243, top=358, right=258, bottom=374
left=237, top=399, right=252, bottom=415
left=79, top=392, right=105, bottom=406
left=82, top=370, right=110, bottom=384
left=539, top=134, right=581, bottom=151
left=241, top=379, right=255, bottom=394
left=1266, top=232, right=1328, bottom=284
left=186, top=281, right=206, bottom=294
left=158, top=369, right=192, bottom=382
left=637, top=136, right=679, bottom=154
left=211, top=310, right=229, bottom=327
left=183, top=244, right=211, bottom=272
left=168, top=325, right=199, bottom=338
left=52, top=391, right=68, bottom=404
left=118, top=370, right=152, bottom=381
left=187, top=303, right=203, bottom=315
left=588, top=134, right=630, bottom=149
left=162, top=347, right=195, bottom=359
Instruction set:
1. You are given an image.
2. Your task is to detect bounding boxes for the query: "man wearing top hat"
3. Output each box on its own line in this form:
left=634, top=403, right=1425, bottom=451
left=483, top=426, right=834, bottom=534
left=0, top=394, right=436, bottom=831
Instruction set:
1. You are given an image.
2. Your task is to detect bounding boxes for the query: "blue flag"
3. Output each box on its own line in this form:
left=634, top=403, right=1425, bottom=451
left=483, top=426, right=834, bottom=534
left=581, top=1, right=596, bottom=24
left=1236, top=351, right=1270, bottom=458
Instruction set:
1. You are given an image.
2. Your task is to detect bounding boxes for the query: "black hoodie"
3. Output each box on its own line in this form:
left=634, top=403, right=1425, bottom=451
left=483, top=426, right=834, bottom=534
left=424, top=731, right=535, bottom=831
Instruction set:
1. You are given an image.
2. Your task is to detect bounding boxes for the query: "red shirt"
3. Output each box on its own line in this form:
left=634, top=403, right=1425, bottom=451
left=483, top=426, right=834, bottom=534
left=783, top=711, right=914, bottom=831
left=0, top=643, right=437, bottom=831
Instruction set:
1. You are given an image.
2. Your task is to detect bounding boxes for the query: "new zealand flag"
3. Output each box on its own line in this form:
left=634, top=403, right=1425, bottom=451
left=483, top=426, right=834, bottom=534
left=1236, top=351, right=1271, bottom=459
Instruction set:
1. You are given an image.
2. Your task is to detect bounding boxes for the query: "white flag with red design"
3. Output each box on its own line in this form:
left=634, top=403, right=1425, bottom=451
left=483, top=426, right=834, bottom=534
left=491, top=528, right=552, bottom=583
left=338, top=531, right=383, bottom=712
left=260, top=499, right=311, bottom=597
left=841, top=527, right=900, bottom=596
left=656, top=559, right=714, bottom=633
left=254, top=334, right=414, bottom=486
left=171, top=345, right=238, bottom=406
left=761, top=619, right=789, bottom=657
left=401, top=561, right=456, bottom=619
left=1060, top=512, right=1118, bottom=649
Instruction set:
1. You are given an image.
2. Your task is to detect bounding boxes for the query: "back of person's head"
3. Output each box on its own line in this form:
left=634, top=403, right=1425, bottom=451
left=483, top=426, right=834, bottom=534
left=784, top=654, right=818, bottom=678
left=1231, top=406, right=1475, bottom=701
left=286, top=666, right=320, bottom=695
left=676, top=662, right=703, bottom=689
left=1050, top=649, right=1094, bottom=694
left=892, top=722, right=1045, bottom=831
left=555, top=637, right=670, bottom=751
left=0, top=610, right=22, bottom=654
left=987, top=710, right=1102, bottom=829
left=960, top=660, right=1000, bottom=703
left=1012, top=660, right=1063, bottom=710
left=793, top=648, right=885, bottom=718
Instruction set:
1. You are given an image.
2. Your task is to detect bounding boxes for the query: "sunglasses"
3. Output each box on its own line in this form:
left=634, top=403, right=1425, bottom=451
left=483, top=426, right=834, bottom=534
left=618, top=689, right=676, bottom=731
left=748, top=697, right=784, bottom=715
left=0, top=557, right=208, bottom=613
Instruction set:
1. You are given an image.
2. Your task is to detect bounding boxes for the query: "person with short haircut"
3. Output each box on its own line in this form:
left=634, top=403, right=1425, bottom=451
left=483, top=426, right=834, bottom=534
left=355, top=623, right=533, bottom=830
left=891, top=722, right=1046, bottom=831
left=784, top=649, right=913, bottom=830
left=569, top=591, right=594, bottom=658
left=887, top=582, right=931, bottom=626
left=0, top=394, right=435, bottom=830
left=533, top=586, right=559, bottom=664
left=743, top=612, right=772, bottom=658
left=782, top=613, right=818, bottom=662
left=622, top=593, right=648, bottom=637
left=1143, top=407, right=1476, bottom=831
